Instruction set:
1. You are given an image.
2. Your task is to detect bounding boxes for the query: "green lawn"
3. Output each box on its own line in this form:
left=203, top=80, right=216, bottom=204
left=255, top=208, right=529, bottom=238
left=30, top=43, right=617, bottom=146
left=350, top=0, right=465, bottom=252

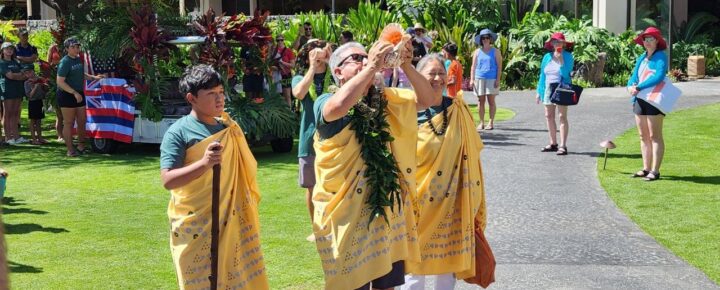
left=598, top=103, right=720, bottom=284
left=467, top=104, right=515, bottom=125
left=1, top=110, right=323, bottom=289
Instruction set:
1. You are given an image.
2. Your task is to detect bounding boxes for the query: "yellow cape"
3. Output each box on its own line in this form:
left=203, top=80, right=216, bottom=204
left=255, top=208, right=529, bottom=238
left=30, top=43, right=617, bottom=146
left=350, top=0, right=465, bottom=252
left=168, top=112, right=269, bottom=290
left=406, top=98, right=487, bottom=278
left=312, top=88, right=421, bottom=289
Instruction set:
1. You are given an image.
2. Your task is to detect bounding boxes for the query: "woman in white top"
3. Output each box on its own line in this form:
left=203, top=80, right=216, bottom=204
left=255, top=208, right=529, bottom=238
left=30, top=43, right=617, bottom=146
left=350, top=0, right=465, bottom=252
left=535, top=32, right=575, bottom=155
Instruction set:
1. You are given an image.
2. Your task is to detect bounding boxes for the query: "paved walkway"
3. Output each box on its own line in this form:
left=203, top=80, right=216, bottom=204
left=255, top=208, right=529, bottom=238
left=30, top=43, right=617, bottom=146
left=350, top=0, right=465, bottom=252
left=433, top=79, right=720, bottom=289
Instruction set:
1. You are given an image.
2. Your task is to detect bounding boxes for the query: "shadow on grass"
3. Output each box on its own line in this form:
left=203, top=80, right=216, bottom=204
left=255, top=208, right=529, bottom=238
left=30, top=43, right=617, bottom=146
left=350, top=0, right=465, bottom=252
left=662, top=175, right=720, bottom=185
left=1, top=197, right=25, bottom=207
left=1, top=208, right=49, bottom=215
left=0, top=143, right=160, bottom=171
left=8, top=261, right=43, bottom=274
left=4, top=223, right=69, bottom=235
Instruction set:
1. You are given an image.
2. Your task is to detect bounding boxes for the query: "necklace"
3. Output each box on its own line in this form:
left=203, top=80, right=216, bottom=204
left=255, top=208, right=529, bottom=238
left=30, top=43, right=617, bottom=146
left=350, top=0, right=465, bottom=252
left=349, top=86, right=402, bottom=226
left=424, top=99, right=448, bottom=136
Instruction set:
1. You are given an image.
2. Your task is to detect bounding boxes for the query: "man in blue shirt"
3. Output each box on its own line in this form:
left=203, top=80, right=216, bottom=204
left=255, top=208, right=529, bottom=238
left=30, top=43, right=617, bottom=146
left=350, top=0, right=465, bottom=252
left=15, top=29, right=38, bottom=70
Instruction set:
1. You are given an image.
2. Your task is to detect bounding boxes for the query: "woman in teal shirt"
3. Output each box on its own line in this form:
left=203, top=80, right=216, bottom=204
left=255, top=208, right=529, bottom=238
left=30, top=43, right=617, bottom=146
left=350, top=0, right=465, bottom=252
left=626, top=27, right=668, bottom=181
left=56, top=37, right=104, bottom=157
left=0, top=42, right=29, bottom=145
left=536, top=32, right=574, bottom=155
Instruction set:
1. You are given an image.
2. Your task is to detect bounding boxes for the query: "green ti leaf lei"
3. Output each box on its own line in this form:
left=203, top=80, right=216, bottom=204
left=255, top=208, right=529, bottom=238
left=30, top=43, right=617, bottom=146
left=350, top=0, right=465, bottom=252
left=348, top=86, right=403, bottom=227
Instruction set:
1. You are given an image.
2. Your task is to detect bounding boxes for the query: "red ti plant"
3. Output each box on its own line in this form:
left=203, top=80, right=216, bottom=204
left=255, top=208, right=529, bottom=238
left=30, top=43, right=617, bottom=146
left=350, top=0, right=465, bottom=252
left=224, top=10, right=273, bottom=81
left=192, top=9, right=234, bottom=73
left=128, top=4, right=176, bottom=74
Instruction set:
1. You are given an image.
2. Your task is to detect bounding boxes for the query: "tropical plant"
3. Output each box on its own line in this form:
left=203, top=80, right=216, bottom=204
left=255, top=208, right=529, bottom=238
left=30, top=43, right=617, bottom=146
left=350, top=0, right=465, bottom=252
left=225, top=88, right=298, bottom=141
left=673, top=12, right=719, bottom=44
left=29, top=30, right=55, bottom=63
left=0, top=21, right=18, bottom=43
left=128, top=4, right=177, bottom=121
left=344, top=0, right=397, bottom=46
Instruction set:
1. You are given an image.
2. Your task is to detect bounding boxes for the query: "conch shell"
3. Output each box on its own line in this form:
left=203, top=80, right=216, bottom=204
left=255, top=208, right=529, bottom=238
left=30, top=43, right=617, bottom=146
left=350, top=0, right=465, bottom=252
left=378, top=23, right=411, bottom=68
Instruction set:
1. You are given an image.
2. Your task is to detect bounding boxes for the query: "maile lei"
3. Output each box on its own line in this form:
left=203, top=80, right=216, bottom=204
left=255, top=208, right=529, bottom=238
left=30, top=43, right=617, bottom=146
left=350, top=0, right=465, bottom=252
left=348, top=85, right=403, bottom=227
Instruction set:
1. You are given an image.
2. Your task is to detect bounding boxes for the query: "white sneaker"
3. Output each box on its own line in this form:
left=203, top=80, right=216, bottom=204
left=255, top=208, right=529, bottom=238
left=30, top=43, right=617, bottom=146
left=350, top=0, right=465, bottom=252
left=15, top=137, right=28, bottom=144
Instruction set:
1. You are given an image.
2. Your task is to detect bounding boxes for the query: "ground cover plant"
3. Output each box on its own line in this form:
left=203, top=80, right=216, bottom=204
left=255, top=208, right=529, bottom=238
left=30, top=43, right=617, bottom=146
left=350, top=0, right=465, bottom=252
left=598, top=103, right=720, bottom=284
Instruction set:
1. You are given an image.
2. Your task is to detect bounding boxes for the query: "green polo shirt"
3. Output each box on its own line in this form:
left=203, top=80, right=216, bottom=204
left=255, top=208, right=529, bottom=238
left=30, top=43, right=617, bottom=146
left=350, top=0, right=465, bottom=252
left=0, top=59, right=26, bottom=100
left=160, top=114, right=226, bottom=170
left=57, top=55, right=85, bottom=93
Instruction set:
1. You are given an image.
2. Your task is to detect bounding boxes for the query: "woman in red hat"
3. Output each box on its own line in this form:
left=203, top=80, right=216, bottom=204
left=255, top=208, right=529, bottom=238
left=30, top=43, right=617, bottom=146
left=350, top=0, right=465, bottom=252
left=536, top=32, right=574, bottom=155
left=627, top=27, right=668, bottom=181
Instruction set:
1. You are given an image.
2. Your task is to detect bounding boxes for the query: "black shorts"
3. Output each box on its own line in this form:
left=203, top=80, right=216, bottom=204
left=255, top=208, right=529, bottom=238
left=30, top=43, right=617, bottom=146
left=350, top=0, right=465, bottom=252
left=57, top=90, right=86, bottom=108
left=243, top=73, right=264, bottom=93
left=633, top=98, right=665, bottom=116
left=28, top=99, right=45, bottom=120
left=355, top=261, right=405, bottom=290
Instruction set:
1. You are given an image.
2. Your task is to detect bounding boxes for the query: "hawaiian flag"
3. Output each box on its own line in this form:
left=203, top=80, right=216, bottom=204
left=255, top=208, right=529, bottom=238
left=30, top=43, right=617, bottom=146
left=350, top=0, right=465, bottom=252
left=84, top=78, right=135, bottom=143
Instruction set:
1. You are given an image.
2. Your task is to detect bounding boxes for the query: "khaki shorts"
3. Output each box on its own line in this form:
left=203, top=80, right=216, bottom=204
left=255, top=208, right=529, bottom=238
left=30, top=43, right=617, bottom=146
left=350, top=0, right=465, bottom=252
left=298, top=155, right=316, bottom=188
left=474, top=79, right=499, bottom=96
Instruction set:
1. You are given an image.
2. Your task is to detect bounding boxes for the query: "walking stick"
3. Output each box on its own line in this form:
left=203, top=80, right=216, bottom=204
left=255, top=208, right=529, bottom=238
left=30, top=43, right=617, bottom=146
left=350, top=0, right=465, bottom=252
left=210, top=143, right=221, bottom=290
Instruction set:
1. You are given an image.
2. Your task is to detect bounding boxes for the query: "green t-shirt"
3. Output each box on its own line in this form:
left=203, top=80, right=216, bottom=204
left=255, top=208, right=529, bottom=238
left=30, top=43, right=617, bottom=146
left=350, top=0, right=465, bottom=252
left=57, top=55, right=85, bottom=93
left=291, top=74, right=327, bottom=157
left=314, top=93, right=352, bottom=140
left=0, top=59, right=26, bottom=100
left=417, top=96, right=454, bottom=124
left=159, top=114, right=226, bottom=170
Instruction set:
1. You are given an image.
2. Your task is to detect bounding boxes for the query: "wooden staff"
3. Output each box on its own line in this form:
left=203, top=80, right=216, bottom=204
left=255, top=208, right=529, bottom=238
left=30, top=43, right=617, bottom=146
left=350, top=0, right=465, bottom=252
left=210, top=142, right=221, bottom=290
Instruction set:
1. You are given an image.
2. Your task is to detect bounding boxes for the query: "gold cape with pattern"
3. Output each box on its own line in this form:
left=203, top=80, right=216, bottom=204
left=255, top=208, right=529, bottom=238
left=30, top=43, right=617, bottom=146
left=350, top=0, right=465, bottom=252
left=312, top=88, right=421, bottom=289
left=168, top=112, right=269, bottom=290
left=406, top=98, right=487, bottom=278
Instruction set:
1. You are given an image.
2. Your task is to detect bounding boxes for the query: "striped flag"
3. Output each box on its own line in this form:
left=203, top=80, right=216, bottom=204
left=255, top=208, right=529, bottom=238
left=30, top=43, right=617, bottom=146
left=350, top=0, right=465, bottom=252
left=84, top=78, right=136, bottom=143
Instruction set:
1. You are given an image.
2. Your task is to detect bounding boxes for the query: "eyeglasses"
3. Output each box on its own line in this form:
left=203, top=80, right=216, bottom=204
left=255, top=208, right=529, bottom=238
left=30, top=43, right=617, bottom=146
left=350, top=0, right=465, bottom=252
left=481, top=36, right=491, bottom=40
left=305, top=27, right=313, bottom=31
left=337, top=53, right=367, bottom=67
left=643, top=37, right=656, bottom=43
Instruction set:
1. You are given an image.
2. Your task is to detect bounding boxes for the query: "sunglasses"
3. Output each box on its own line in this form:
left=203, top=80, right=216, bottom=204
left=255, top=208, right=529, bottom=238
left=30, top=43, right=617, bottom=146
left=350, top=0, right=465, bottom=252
left=481, top=36, right=491, bottom=40
left=305, top=27, right=313, bottom=31
left=551, top=40, right=563, bottom=45
left=643, top=37, right=656, bottom=43
left=338, top=53, right=367, bottom=67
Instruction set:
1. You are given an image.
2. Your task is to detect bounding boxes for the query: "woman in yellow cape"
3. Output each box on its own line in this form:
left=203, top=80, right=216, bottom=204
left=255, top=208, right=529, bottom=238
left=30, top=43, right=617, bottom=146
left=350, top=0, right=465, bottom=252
left=402, top=54, right=488, bottom=289
left=166, top=112, right=268, bottom=290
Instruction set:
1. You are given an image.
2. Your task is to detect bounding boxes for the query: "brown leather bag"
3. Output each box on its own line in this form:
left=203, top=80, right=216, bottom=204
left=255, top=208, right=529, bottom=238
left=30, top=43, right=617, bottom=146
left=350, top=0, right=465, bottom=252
left=463, top=224, right=496, bottom=288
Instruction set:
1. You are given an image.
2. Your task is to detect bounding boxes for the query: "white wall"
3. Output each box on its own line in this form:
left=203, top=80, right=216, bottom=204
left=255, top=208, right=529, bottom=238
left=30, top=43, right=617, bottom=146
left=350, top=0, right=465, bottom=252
left=593, top=0, right=629, bottom=34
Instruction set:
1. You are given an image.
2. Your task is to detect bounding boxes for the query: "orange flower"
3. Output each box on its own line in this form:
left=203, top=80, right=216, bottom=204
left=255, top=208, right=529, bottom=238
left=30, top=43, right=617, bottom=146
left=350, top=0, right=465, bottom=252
left=379, top=23, right=405, bottom=45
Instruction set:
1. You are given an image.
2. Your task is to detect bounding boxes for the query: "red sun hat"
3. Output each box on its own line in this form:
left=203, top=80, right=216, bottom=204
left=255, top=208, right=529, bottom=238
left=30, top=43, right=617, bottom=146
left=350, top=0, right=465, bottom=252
left=634, top=26, right=667, bottom=50
left=544, top=32, right=574, bottom=51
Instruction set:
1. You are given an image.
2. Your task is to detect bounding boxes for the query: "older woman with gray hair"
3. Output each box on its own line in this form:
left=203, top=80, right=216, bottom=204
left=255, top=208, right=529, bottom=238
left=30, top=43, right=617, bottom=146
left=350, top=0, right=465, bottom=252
left=310, top=40, right=434, bottom=290
left=402, top=53, right=489, bottom=289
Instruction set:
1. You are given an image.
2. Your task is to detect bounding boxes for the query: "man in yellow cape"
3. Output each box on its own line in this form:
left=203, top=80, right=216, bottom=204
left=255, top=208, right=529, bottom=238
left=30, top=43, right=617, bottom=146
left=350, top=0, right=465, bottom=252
left=160, top=65, right=268, bottom=290
left=402, top=54, right=488, bottom=289
left=311, top=41, right=436, bottom=289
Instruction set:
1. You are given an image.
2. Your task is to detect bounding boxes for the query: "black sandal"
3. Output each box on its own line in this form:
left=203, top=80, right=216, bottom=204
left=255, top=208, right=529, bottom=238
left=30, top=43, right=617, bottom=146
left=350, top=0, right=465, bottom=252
left=556, top=146, right=568, bottom=155
left=541, top=144, right=558, bottom=152
left=632, top=170, right=649, bottom=178
left=644, top=171, right=660, bottom=181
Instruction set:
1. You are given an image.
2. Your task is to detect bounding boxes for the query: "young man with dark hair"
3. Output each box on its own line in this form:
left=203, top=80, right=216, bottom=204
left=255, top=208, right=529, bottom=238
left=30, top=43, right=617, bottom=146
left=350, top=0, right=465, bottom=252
left=293, top=21, right=313, bottom=51
left=160, top=64, right=269, bottom=290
